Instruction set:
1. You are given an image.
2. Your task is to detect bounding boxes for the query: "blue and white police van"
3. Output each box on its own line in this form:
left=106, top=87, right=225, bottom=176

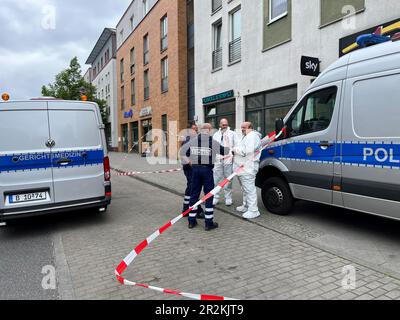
left=257, top=37, right=400, bottom=221
left=0, top=98, right=111, bottom=222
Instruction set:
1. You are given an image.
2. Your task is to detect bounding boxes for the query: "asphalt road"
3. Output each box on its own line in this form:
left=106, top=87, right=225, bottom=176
left=0, top=219, right=59, bottom=300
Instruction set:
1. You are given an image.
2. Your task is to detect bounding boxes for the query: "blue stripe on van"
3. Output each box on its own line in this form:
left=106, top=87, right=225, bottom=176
left=0, top=149, right=104, bottom=173
left=262, top=142, right=400, bottom=168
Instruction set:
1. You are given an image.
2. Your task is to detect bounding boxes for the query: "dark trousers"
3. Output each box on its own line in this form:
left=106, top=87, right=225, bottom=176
left=189, top=166, right=215, bottom=227
left=182, top=165, right=204, bottom=214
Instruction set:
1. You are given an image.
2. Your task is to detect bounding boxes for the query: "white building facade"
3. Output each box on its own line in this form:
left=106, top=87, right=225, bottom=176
left=194, top=0, right=400, bottom=135
left=86, top=28, right=118, bottom=150
left=116, top=0, right=159, bottom=49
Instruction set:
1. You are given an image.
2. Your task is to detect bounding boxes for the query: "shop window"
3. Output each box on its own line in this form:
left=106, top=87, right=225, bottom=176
left=245, top=85, right=297, bottom=136
left=205, top=100, right=236, bottom=130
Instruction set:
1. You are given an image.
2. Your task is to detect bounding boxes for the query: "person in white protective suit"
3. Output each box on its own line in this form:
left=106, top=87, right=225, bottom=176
left=213, top=119, right=238, bottom=207
left=233, top=122, right=262, bottom=219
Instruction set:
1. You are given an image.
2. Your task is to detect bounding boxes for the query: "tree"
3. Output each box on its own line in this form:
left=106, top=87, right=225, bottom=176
left=42, top=57, right=108, bottom=124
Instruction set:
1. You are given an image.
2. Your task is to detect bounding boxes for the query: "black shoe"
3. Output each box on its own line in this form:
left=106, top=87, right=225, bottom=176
left=196, top=211, right=205, bottom=220
left=205, top=222, right=219, bottom=231
left=188, top=221, right=198, bottom=229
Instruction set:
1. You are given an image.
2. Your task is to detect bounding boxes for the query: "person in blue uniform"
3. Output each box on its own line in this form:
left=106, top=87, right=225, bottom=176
left=180, top=123, right=231, bottom=231
left=181, top=122, right=204, bottom=219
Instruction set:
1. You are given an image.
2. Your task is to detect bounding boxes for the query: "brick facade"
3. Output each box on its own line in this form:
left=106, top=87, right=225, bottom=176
left=117, top=0, right=188, bottom=159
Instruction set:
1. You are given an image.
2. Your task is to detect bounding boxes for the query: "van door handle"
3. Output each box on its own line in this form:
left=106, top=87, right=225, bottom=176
left=56, top=158, right=72, bottom=166
left=319, top=142, right=334, bottom=148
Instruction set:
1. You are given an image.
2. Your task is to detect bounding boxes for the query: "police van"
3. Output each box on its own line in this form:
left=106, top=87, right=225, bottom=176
left=257, top=38, right=400, bottom=221
left=0, top=99, right=111, bottom=222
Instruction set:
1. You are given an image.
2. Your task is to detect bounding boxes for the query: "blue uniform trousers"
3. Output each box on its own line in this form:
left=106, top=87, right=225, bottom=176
left=182, top=165, right=204, bottom=215
left=188, top=166, right=215, bottom=227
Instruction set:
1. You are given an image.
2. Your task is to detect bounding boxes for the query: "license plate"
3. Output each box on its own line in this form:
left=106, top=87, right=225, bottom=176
left=9, top=192, right=48, bottom=204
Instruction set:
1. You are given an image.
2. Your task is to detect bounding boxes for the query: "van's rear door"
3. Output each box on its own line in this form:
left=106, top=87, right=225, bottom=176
left=47, top=101, right=105, bottom=204
left=0, top=101, right=55, bottom=213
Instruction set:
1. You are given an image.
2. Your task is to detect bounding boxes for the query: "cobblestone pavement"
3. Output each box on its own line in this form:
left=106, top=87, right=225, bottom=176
left=55, top=169, right=400, bottom=300
left=110, top=152, right=400, bottom=278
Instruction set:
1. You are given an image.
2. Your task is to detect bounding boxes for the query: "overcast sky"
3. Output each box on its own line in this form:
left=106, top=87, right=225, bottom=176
left=0, top=0, right=131, bottom=99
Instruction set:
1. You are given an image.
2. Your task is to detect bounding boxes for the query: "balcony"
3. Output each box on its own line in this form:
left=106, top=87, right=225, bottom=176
left=161, top=77, right=168, bottom=93
left=144, top=87, right=150, bottom=100
left=212, top=0, right=222, bottom=13
left=229, top=37, right=241, bottom=63
left=161, top=36, right=168, bottom=52
left=143, top=51, right=149, bottom=65
left=212, top=47, right=222, bottom=70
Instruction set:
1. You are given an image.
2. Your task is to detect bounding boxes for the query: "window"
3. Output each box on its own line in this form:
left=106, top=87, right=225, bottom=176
left=205, top=100, right=236, bottom=130
left=143, top=0, right=149, bottom=16
left=161, top=57, right=168, bottom=92
left=287, top=87, right=337, bottom=137
left=144, top=70, right=150, bottom=100
left=229, top=7, right=241, bottom=63
left=212, top=0, right=222, bottom=13
left=131, top=79, right=136, bottom=105
left=320, top=0, right=365, bottom=27
left=120, top=58, right=124, bottom=82
left=246, top=86, right=297, bottom=136
left=353, top=74, right=400, bottom=138
left=269, top=0, right=288, bottom=23
left=161, top=15, right=168, bottom=51
left=130, top=47, right=135, bottom=75
left=121, top=86, right=125, bottom=110
left=101, top=57, right=103, bottom=69
left=143, top=34, right=149, bottom=65
left=212, top=20, right=222, bottom=70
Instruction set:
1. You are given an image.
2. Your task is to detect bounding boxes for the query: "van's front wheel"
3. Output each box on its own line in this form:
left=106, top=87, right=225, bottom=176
left=261, top=177, right=294, bottom=216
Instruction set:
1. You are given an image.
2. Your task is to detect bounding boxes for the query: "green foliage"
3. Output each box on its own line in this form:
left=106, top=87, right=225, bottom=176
left=42, top=57, right=109, bottom=124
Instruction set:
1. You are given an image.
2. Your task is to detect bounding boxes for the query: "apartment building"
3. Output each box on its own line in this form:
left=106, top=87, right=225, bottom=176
left=116, top=0, right=188, bottom=158
left=85, top=28, right=118, bottom=150
left=194, top=0, right=400, bottom=135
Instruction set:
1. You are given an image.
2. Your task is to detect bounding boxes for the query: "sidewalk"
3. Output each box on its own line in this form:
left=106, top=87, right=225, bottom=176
left=110, top=152, right=323, bottom=241
left=110, top=152, right=400, bottom=281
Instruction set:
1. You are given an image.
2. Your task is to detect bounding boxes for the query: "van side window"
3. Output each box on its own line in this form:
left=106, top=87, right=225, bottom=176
left=287, top=86, right=337, bottom=137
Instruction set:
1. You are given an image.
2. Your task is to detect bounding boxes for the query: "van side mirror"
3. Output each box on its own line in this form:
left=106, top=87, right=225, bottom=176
left=275, top=118, right=284, bottom=134
left=275, top=118, right=286, bottom=140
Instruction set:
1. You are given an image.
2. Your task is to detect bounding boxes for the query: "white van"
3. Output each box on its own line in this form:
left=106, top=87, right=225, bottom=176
left=0, top=99, right=111, bottom=221
left=257, top=39, right=400, bottom=221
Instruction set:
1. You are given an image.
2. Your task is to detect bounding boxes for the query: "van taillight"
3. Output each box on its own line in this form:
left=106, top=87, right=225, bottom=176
left=103, top=156, right=111, bottom=181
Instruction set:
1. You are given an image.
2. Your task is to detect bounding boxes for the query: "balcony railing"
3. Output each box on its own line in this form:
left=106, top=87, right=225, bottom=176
left=212, top=47, right=222, bottom=70
left=161, top=77, right=168, bottom=92
left=161, top=36, right=168, bottom=51
left=229, top=37, right=241, bottom=63
left=212, top=0, right=222, bottom=13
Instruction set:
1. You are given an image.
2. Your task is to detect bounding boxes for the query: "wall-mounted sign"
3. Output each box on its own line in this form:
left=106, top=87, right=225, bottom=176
left=202, top=90, right=235, bottom=105
left=339, top=18, right=400, bottom=57
left=140, top=106, right=152, bottom=118
left=301, top=56, right=320, bottom=77
left=124, top=109, right=133, bottom=119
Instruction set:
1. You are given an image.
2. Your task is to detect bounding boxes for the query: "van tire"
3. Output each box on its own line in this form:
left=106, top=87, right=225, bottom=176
left=261, top=177, right=294, bottom=216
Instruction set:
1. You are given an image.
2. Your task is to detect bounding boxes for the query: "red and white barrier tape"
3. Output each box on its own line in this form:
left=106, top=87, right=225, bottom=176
left=115, top=168, right=182, bottom=176
left=114, top=128, right=286, bottom=300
